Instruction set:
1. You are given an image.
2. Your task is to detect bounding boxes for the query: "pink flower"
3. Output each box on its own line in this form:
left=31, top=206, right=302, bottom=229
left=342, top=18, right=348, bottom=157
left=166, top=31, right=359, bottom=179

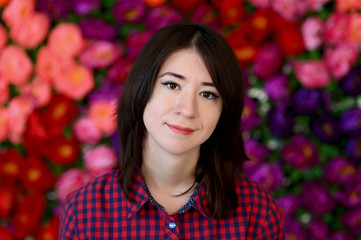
left=190, top=4, right=220, bottom=30
left=88, top=100, right=117, bottom=136
left=53, top=63, right=94, bottom=100
left=0, top=45, right=33, bottom=86
left=78, top=41, right=122, bottom=69
left=348, top=12, right=361, bottom=44
left=248, top=0, right=271, bottom=8
left=272, top=0, right=308, bottom=20
left=324, top=42, right=359, bottom=79
left=55, top=168, right=91, bottom=202
left=10, top=12, right=49, bottom=49
left=2, top=0, right=34, bottom=28
left=7, top=97, right=33, bottom=144
left=0, top=107, right=8, bottom=142
left=35, top=46, right=62, bottom=83
left=0, top=79, right=9, bottom=104
left=323, top=12, right=350, bottom=45
left=48, top=23, right=84, bottom=59
left=301, top=16, right=324, bottom=50
left=293, top=60, right=330, bottom=88
left=306, top=0, right=330, bottom=11
left=125, top=30, right=153, bottom=59
left=73, top=117, right=102, bottom=144
left=19, top=77, right=52, bottom=108
left=84, top=145, right=117, bottom=178
left=0, top=24, right=8, bottom=51
left=253, top=43, right=282, bottom=79
left=336, top=0, right=361, bottom=12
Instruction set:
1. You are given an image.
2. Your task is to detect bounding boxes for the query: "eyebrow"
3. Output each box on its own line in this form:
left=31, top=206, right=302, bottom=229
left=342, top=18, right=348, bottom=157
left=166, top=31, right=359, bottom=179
left=158, top=72, right=215, bottom=87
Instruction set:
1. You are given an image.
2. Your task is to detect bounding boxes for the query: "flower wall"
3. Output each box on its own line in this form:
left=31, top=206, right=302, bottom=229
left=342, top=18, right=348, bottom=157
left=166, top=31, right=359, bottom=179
left=0, top=0, right=360, bottom=239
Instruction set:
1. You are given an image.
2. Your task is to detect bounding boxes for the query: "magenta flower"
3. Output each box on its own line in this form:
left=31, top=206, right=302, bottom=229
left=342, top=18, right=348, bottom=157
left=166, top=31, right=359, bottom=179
left=145, top=5, right=183, bottom=31
left=253, top=43, right=282, bottom=79
left=323, top=12, right=350, bottom=45
left=339, top=66, right=361, bottom=96
left=125, top=30, right=154, bottom=60
left=281, top=135, right=319, bottom=169
left=329, top=231, right=356, bottom=240
left=267, top=105, right=294, bottom=138
left=72, top=0, right=100, bottom=15
left=311, top=113, right=340, bottom=143
left=243, top=139, right=270, bottom=172
left=301, top=16, right=324, bottom=51
left=277, top=195, right=300, bottom=219
left=341, top=207, right=361, bottom=235
left=190, top=4, right=220, bottom=29
left=285, top=218, right=307, bottom=240
left=246, top=162, right=284, bottom=192
left=293, top=60, right=330, bottom=89
left=87, top=81, right=123, bottom=103
left=301, top=181, right=336, bottom=215
left=346, top=136, right=361, bottom=162
left=272, top=0, right=308, bottom=21
left=264, top=74, right=291, bottom=102
left=84, top=145, right=118, bottom=178
left=241, top=96, right=261, bottom=132
left=107, top=57, right=133, bottom=84
left=308, top=219, right=329, bottom=240
left=324, top=42, right=359, bottom=79
left=324, top=157, right=360, bottom=185
left=112, top=0, right=147, bottom=23
left=334, top=182, right=361, bottom=207
left=36, top=0, right=72, bottom=20
left=340, top=108, right=361, bottom=137
left=73, top=117, right=102, bottom=144
left=79, top=19, right=117, bottom=41
left=306, top=0, right=330, bottom=11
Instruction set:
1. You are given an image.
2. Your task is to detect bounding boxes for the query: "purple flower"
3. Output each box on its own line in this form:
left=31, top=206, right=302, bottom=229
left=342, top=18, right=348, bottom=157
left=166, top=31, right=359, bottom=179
left=36, top=0, right=72, bottom=20
left=301, top=181, right=336, bottom=215
left=246, top=162, right=284, bottom=192
left=125, top=30, right=154, bottom=60
left=324, top=157, right=360, bottom=185
left=311, top=113, right=340, bottom=143
left=190, top=4, right=220, bottom=30
left=339, top=67, right=361, bottom=96
left=79, top=19, right=117, bottom=41
left=267, top=105, right=294, bottom=138
left=242, top=96, right=261, bottom=132
left=291, top=88, right=323, bottom=115
left=281, top=135, right=319, bottom=169
left=264, top=74, right=291, bottom=102
left=253, top=43, right=282, bottom=79
left=87, top=81, right=123, bottom=103
left=110, top=133, right=120, bottom=156
left=341, top=207, right=361, bottom=235
left=277, top=195, right=300, bottom=219
left=145, top=5, right=183, bottom=31
left=72, top=0, right=100, bottom=15
left=243, top=139, right=270, bottom=172
left=285, top=218, right=307, bottom=240
left=112, top=0, right=147, bottom=23
left=340, top=108, right=361, bottom=137
left=346, top=136, right=361, bottom=162
left=334, top=182, right=361, bottom=207
left=308, top=219, right=329, bottom=240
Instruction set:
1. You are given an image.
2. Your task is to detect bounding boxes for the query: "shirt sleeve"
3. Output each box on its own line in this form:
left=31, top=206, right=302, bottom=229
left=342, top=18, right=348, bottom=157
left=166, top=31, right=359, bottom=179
left=58, top=192, right=79, bottom=240
left=259, top=199, right=285, bottom=240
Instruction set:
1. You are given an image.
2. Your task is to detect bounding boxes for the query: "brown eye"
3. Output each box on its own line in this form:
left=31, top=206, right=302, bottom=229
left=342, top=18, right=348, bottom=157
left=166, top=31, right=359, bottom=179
left=161, top=82, right=179, bottom=90
left=201, top=91, right=218, bottom=99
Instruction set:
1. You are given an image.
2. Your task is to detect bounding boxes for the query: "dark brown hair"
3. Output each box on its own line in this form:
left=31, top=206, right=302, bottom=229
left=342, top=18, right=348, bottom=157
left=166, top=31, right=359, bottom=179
left=117, top=23, right=248, bottom=219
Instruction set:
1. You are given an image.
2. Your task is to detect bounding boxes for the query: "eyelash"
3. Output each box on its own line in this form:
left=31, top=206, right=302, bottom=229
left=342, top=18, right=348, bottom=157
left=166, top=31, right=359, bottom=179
left=161, top=81, right=219, bottom=100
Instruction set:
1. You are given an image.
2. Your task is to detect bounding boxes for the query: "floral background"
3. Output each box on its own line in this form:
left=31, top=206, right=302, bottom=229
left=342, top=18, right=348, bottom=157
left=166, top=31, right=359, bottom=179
left=0, top=0, right=360, bottom=239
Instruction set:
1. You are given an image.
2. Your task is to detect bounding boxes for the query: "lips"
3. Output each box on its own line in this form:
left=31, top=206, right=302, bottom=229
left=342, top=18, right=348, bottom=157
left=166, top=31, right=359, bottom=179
left=167, top=124, right=195, bottom=135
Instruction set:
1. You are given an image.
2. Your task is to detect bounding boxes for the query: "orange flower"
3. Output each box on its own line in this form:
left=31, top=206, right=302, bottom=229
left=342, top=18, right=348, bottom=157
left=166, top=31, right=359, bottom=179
left=48, top=23, right=84, bottom=59
left=336, top=0, right=361, bottom=11
left=10, top=12, right=50, bottom=49
left=0, top=24, right=8, bottom=51
left=19, top=77, right=52, bottom=108
left=348, top=13, right=361, bottom=44
left=53, top=63, right=94, bottom=100
left=35, top=46, right=62, bottom=83
left=88, top=100, right=117, bottom=136
left=0, top=45, right=33, bottom=86
left=2, top=0, right=34, bottom=28
left=0, top=107, right=8, bottom=142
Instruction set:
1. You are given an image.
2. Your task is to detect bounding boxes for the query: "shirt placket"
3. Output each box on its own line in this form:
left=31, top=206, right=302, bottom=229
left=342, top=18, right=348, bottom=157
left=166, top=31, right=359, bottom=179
left=164, top=215, right=179, bottom=240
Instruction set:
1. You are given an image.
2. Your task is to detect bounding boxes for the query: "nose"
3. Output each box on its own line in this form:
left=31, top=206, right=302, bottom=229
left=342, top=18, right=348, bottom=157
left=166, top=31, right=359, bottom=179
left=174, top=91, right=198, bottom=118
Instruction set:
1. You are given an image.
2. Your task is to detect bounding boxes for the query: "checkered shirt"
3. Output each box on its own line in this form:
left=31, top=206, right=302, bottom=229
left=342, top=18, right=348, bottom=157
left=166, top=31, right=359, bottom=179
left=59, top=169, right=284, bottom=239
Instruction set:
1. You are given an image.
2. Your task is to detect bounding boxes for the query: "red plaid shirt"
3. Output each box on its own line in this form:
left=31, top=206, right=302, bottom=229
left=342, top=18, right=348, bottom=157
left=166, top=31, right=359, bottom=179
left=59, top=169, right=284, bottom=239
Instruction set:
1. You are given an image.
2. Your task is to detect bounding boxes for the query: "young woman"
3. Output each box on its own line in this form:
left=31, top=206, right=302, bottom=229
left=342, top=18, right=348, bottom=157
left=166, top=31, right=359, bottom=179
left=59, top=23, right=284, bottom=239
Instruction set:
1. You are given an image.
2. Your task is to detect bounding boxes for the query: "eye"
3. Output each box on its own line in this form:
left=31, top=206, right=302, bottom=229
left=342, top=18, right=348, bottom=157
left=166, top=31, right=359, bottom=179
left=161, top=82, right=179, bottom=90
left=201, top=91, right=219, bottom=99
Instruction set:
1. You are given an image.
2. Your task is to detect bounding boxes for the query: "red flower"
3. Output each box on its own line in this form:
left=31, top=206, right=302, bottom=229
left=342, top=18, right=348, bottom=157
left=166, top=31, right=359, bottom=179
left=275, top=22, right=305, bottom=56
left=0, top=226, right=13, bottom=240
left=248, top=10, right=273, bottom=45
left=20, top=154, right=55, bottom=194
left=170, top=0, right=205, bottom=13
left=0, top=184, right=17, bottom=219
left=218, top=0, right=246, bottom=26
left=0, top=149, right=24, bottom=184
left=226, top=31, right=259, bottom=67
left=39, top=135, right=80, bottom=166
left=35, top=216, right=60, bottom=240
left=12, top=194, right=45, bottom=239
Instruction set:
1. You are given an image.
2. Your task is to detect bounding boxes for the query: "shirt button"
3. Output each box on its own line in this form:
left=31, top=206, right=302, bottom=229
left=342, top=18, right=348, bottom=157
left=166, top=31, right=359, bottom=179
left=169, top=222, right=176, bottom=229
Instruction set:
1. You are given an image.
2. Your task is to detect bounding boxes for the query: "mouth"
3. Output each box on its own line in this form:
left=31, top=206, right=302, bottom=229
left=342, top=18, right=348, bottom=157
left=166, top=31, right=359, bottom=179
left=167, top=124, right=195, bottom=135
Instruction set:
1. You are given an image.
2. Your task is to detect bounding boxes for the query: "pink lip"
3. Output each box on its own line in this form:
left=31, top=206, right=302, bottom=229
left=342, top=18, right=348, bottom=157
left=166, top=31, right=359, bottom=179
left=167, top=124, right=195, bottom=135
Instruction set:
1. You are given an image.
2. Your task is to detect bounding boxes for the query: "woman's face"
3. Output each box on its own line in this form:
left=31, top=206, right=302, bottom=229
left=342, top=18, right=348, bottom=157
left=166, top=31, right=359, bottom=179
left=143, top=48, right=223, bottom=157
